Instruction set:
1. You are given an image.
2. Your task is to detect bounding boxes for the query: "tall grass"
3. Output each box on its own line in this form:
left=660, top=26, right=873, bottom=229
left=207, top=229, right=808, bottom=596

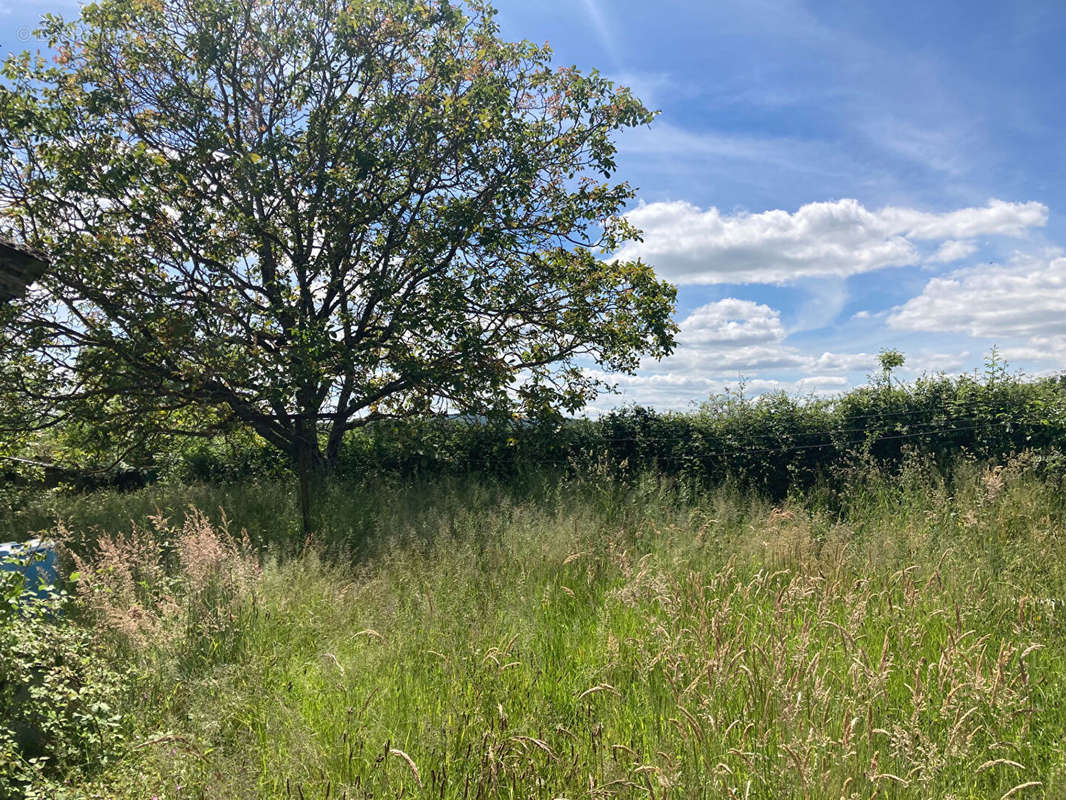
left=10, top=456, right=1066, bottom=798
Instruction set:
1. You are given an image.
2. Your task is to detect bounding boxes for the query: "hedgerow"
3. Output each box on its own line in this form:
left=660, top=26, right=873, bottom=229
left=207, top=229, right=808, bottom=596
left=7, top=358, right=1066, bottom=498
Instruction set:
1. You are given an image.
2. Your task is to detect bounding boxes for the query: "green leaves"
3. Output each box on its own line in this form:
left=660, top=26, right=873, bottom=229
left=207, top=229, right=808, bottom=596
left=0, top=0, right=676, bottom=470
left=0, top=582, right=128, bottom=795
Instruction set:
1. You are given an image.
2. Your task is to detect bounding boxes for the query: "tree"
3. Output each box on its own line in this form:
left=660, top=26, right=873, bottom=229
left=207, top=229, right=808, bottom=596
left=876, top=348, right=905, bottom=386
left=0, top=0, right=677, bottom=529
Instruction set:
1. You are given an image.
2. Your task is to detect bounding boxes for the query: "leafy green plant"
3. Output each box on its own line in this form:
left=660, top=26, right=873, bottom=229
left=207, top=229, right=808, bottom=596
left=0, top=567, right=127, bottom=799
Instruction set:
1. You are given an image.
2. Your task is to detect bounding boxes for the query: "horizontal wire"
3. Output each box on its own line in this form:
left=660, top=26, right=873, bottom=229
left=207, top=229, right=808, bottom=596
left=403, top=419, right=1053, bottom=464
left=522, top=414, right=1052, bottom=446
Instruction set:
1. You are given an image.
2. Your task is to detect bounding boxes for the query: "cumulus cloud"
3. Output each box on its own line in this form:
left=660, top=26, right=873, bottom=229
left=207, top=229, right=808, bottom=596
left=809, top=351, right=881, bottom=372
left=796, top=375, right=849, bottom=389
left=659, top=300, right=803, bottom=373
left=879, top=202, right=1047, bottom=240
left=586, top=298, right=880, bottom=409
left=661, top=343, right=810, bottom=373
left=930, top=239, right=978, bottom=263
left=658, top=300, right=878, bottom=375
left=677, top=298, right=785, bottom=346
left=888, top=252, right=1066, bottom=342
left=613, top=198, right=1047, bottom=285
left=590, top=275, right=1018, bottom=410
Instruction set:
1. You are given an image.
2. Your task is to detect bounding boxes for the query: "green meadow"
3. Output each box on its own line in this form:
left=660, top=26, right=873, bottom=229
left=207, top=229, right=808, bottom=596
left=4, top=458, right=1066, bottom=799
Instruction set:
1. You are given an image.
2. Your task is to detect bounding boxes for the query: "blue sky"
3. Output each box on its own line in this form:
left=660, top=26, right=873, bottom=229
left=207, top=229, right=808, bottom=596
left=3, top=0, right=1066, bottom=411
left=493, top=0, right=1066, bottom=410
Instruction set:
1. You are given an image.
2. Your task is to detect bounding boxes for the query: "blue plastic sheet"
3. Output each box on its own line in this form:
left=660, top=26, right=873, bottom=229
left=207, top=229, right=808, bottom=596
left=0, top=539, right=59, bottom=599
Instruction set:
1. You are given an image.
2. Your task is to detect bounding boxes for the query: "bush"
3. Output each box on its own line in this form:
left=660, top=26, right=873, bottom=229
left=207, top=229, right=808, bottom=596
left=7, top=359, right=1066, bottom=500
left=0, top=566, right=127, bottom=799
left=0, top=509, right=264, bottom=798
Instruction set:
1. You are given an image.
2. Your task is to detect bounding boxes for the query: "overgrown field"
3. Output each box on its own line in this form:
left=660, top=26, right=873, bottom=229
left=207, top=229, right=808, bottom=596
left=4, top=457, right=1066, bottom=798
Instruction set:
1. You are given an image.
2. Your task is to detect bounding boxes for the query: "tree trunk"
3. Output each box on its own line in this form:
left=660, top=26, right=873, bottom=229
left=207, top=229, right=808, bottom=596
left=293, top=420, right=325, bottom=539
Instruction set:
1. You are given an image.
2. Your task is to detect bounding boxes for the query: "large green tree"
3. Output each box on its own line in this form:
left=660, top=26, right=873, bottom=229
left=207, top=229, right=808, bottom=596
left=0, top=0, right=676, bottom=496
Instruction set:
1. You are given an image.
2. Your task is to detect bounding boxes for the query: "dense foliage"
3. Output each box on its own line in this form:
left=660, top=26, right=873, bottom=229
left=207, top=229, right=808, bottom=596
left=0, top=0, right=676, bottom=480
left=0, top=569, right=127, bottom=799
left=59, top=362, right=1063, bottom=499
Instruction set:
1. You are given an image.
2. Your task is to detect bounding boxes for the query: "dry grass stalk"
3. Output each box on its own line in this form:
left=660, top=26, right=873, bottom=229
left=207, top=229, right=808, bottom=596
left=63, top=508, right=260, bottom=650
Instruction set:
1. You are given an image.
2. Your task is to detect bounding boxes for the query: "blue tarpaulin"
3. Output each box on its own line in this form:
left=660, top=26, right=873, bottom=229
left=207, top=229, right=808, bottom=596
left=0, top=539, right=58, bottom=599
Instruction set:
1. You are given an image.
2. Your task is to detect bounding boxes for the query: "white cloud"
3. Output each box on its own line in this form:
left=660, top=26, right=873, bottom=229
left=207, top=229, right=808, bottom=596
left=578, top=0, right=621, bottom=68
left=809, top=351, right=880, bottom=372
left=619, top=122, right=856, bottom=179
left=606, top=71, right=689, bottom=107
left=930, top=239, right=978, bottom=263
left=995, top=340, right=1066, bottom=367
left=590, top=239, right=1066, bottom=411
left=888, top=252, right=1066, bottom=342
left=861, top=119, right=968, bottom=176
left=658, top=300, right=879, bottom=377
left=796, top=375, right=848, bottom=389
left=657, top=300, right=804, bottom=374
left=897, top=351, right=973, bottom=375
left=677, top=298, right=784, bottom=346
left=585, top=298, right=880, bottom=409
left=662, top=343, right=810, bottom=373
left=614, top=198, right=1047, bottom=285
left=879, top=201, right=1047, bottom=240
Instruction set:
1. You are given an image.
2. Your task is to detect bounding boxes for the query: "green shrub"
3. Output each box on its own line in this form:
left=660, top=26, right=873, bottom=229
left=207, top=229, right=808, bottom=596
left=6, top=359, right=1066, bottom=501
left=0, top=567, right=127, bottom=799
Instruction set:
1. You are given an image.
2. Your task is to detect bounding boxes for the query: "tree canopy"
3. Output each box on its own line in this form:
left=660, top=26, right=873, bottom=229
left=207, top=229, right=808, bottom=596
left=0, top=0, right=676, bottom=473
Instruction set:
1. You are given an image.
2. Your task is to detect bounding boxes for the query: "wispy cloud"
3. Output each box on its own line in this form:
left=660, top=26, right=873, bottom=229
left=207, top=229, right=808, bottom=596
left=578, top=0, right=621, bottom=70
left=858, top=118, right=973, bottom=177
left=619, top=122, right=855, bottom=177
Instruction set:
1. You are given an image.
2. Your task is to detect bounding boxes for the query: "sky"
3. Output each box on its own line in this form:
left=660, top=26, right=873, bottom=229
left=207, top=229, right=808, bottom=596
left=494, top=0, right=1066, bottom=411
left=3, top=0, right=1066, bottom=413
